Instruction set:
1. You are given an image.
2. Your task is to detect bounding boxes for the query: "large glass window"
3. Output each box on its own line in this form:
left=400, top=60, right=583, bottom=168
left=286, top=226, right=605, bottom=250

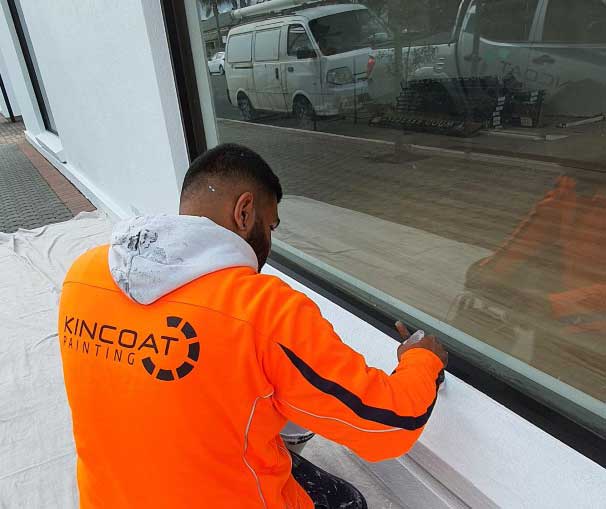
left=190, top=0, right=606, bottom=441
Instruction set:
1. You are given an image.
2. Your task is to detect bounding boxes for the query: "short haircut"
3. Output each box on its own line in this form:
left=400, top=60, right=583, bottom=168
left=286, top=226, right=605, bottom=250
left=181, top=143, right=282, bottom=202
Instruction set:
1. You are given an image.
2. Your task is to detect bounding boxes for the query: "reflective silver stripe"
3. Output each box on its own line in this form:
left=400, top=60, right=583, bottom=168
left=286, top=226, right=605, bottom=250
left=243, top=392, right=274, bottom=508
left=277, top=398, right=401, bottom=433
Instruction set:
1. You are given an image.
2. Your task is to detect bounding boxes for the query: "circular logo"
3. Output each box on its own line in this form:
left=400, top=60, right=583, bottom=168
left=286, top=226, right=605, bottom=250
left=141, top=316, right=199, bottom=382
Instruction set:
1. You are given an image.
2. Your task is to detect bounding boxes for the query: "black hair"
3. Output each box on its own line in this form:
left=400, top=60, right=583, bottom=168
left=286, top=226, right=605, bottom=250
left=181, top=143, right=282, bottom=202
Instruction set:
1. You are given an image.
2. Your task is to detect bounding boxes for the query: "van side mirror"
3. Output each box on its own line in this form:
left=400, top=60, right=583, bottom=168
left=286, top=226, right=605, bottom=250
left=296, top=48, right=317, bottom=60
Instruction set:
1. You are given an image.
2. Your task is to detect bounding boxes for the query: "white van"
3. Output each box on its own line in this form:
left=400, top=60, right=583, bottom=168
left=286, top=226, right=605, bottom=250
left=224, top=4, right=387, bottom=124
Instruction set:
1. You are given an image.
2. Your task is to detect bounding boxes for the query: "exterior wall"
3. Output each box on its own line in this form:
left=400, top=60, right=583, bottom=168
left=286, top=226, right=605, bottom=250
left=0, top=0, right=188, bottom=216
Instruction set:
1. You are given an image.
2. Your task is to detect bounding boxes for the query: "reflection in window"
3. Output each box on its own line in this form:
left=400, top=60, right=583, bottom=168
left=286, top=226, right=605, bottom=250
left=226, top=32, right=252, bottom=63
left=397, top=0, right=460, bottom=45
left=254, top=29, right=280, bottom=62
left=196, top=0, right=606, bottom=438
left=309, top=9, right=387, bottom=55
left=480, top=0, right=539, bottom=42
left=543, top=0, right=606, bottom=44
left=287, top=25, right=314, bottom=57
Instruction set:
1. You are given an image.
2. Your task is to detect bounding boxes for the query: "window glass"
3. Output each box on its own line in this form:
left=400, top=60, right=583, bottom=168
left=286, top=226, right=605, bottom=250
left=254, top=29, right=280, bottom=61
left=288, top=25, right=314, bottom=57
left=395, top=0, right=460, bottom=45
left=480, top=0, right=539, bottom=42
left=309, top=8, right=389, bottom=55
left=196, top=0, right=606, bottom=438
left=542, top=0, right=606, bottom=44
left=227, top=33, right=252, bottom=63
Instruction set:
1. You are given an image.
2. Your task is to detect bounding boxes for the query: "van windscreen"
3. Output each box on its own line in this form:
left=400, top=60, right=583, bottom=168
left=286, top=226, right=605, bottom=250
left=309, top=9, right=389, bottom=55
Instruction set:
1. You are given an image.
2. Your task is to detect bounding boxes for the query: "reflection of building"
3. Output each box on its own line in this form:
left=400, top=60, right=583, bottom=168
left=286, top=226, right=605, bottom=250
left=199, top=0, right=260, bottom=55
left=200, top=11, right=233, bottom=55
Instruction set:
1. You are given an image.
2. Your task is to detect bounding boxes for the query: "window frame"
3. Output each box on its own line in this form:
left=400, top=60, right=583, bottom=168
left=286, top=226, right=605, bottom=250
left=159, top=0, right=207, bottom=161
left=6, top=0, right=57, bottom=134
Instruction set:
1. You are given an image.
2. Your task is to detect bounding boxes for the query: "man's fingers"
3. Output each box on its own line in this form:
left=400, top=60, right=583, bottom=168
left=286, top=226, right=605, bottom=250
left=395, top=321, right=409, bottom=340
left=395, top=326, right=449, bottom=368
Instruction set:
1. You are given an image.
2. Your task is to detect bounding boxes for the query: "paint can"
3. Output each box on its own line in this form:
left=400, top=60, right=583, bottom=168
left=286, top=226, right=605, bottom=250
left=280, top=422, right=315, bottom=454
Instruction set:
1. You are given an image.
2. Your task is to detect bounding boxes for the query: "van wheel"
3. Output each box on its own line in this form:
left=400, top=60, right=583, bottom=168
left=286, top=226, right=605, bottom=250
left=293, top=96, right=315, bottom=130
left=238, top=94, right=256, bottom=121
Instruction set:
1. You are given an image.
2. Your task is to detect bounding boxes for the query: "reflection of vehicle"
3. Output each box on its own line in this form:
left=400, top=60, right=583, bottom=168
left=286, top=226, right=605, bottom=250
left=368, top=0, right=606, bottom=118
left=208, top=51, right=225, bottom=75
left=225, top=4, right=385, bottom=123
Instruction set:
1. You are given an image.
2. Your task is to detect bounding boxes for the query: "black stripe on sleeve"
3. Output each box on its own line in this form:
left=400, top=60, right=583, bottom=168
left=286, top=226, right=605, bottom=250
left=279, top=344, right=438, bottom=430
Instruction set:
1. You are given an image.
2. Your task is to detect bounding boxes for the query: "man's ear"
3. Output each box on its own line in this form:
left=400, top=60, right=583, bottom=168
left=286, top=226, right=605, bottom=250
left=233, top=191, right=255, bottom=234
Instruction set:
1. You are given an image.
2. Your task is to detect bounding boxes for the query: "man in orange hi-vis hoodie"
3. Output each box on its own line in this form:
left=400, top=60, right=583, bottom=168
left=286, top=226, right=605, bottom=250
left=58, top=143, right=448, bottom=509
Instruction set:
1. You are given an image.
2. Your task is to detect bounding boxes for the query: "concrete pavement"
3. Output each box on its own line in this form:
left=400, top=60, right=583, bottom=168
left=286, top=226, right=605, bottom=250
left=0, top=116, right=94, bottom=233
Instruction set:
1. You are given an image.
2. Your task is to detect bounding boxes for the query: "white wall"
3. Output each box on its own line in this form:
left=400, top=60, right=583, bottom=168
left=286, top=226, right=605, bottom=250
left=0, top=0, right=188, bottom=216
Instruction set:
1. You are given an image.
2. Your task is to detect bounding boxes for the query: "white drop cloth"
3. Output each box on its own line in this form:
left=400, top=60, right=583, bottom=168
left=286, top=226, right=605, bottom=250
left=0, top=212, right=405, bottom=508
left=0, top=212, right=112, bottom=508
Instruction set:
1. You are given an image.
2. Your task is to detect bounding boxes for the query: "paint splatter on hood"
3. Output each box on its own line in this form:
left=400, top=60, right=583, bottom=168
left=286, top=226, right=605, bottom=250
left=108, top=215, right=258, bottom=305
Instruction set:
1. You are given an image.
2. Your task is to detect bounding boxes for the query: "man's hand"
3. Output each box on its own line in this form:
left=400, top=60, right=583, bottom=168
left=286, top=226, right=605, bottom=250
left=395, top=321, right=448, bottom=367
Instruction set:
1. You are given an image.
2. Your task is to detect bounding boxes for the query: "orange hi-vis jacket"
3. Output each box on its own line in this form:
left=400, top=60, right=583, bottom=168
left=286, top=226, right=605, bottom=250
left=58, top=215, right=444, bottom=509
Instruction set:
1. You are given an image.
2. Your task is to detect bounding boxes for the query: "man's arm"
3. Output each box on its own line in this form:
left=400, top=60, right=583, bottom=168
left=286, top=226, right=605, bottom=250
left=259, top=286, right=446, bottom=462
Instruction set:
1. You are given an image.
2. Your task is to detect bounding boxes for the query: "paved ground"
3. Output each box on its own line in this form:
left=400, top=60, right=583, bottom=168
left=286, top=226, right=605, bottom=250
left=0, top=144, right=72, bottom=232
left=0, top=115, right=26, bottom=144
left=218, top=118, right=570, bottom=252
left=0, top=116, right=94, bottom=233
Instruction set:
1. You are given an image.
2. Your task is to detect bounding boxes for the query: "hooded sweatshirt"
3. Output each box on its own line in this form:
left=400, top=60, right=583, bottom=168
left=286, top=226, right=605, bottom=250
left=58, top=215, right=444, bottom=509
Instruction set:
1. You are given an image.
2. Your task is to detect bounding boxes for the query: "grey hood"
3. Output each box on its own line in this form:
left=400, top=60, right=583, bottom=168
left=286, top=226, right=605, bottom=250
left=108, top=215, right=258, bottom=305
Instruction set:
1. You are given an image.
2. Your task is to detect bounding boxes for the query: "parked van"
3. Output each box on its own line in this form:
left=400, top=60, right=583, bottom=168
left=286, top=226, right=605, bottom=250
left=368, top=0, right=606, bottom=119
left=225, top=3, right=388, bottom=124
